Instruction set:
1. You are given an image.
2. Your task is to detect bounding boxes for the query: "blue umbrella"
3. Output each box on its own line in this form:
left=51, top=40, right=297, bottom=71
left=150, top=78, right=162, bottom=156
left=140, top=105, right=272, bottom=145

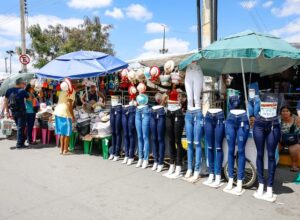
left=36, top=51, right=128, bottom=80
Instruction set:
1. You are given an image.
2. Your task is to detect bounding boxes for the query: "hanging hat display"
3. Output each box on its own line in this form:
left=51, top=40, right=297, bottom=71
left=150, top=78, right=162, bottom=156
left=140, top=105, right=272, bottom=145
left=128, top=85, right=137, bottom=100
left=155, top=92, right=163, bottom=104
left=136, top=68, right=145, bottom=82
left=164, top=60, right=175, bottom=74
left=150, top=66, right=160, bottom=81
left=144, top=67, right=151, bottom=80
left=137, top=82, right=146, bottom=94
left=159, top=74, right=171, bottom=86
left=128, top=70, right=136, bottom=83
left=136, top=94, right=148, bottom=105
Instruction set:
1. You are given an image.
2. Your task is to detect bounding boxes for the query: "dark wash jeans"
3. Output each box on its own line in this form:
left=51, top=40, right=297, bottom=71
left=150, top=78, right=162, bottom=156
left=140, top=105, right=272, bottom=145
left=205, top=111, right=225, bottom=175
left=185, top=109, right=204, bottom=171
left=253, top=116, right=281, bottom=187
left=110, top=105, right=122, bottom=156
left=150, top=107, right=166, bottom=165
left=13, top=111, right=26, bottom=147
left=228, top=95, right=240, bottom=111
left=135, top=106, right=151, bottom=160
left=26, top=113, right=36, bottom=143
left=122, top=106, right=136, bottom=159
left=166, top=109, right=185, bottom=166
left=225, top=112, right=250, bottom=180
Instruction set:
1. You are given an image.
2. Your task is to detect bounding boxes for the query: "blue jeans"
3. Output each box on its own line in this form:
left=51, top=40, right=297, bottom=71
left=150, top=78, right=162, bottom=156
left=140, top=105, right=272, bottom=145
left=110, top=105, right=122, bottom=156
left=122, top=106, right=136, bottom=159
left=135, top=106, right=151, bottom=161
left=225, top=112, right=250, bottom=180
left=248, top=96, right=261, bottom=117
left=150, top=107, right=166, bottom=165
left=205, top=111, right=225, bottom=175
left=26, top=113, right=36, bottom=143
left=13, top=112, right=26, bottom=147
left=253, top=116, right=281, bottom=187
left=229, top=95, right=240, bottom=111
left=185, top=109, right=204, bottom=171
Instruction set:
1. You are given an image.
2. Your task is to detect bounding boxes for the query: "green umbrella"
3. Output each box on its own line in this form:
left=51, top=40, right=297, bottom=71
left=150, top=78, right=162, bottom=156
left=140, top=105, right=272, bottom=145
left=0, top=73, right=35, bottom=96
left=179, top=30, right=300, bottom=112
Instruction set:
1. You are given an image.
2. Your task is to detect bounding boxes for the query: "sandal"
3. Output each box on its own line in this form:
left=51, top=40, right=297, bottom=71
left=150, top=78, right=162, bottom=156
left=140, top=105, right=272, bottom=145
left=290, top=167, right=299, bottom=172
left=63, top=151, right=73, bottom=155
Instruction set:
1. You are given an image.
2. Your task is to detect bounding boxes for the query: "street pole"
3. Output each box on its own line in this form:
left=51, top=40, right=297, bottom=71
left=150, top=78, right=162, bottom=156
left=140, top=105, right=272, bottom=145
left=212, top=0, right=218, bottom=42
left=20, top=0, right=27, bottom=73
left=159, top=24, right=168, bottom=54
left=197, top=0, right=202, bottom=50
left=4, top=57, right=8, bottom=73
left=6, top=50, right=15, bottom=75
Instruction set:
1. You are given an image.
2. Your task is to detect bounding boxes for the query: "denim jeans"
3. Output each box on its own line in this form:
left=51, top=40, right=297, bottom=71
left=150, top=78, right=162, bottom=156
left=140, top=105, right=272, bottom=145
left=253, top=116, right=281, bottom=187
left=135, top=106, right=151, bottom=161
left=122, top=106, right=136, bottom=159
left=166, top=109, right=185, bottom=166
left=185, top=109, right=204, bottom=171
left=26, top=113, right=36, bottom=143
left=248, top=96, right=261, bottom=117
left=205, top=111, right=225, bottom=175
left=110, top=105, right=122, bottom=156
left=225, top=112, right=250, bottom=180
left=150, top=107, right=166, bottom=165
left=229, top=95, right=240, bottom=111
left=13, top=112, right=26, bottom=147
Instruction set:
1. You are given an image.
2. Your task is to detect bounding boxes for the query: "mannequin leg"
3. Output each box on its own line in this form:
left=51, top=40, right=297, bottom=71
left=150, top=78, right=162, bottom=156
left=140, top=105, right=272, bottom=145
left=185, top=71, right=194, bottom=109
left=135, top=110, right=144, bottom=167
left=203, top=118, right=215, bottom=186
left=185, top=112, right=194, bottom=178
left=150, top=113, right=158, bottom=170
left=157, top=113, right=166, bottom=172
left=192, top=71, right=203, bottom=109
left=142, top=112, right=151, bottom=169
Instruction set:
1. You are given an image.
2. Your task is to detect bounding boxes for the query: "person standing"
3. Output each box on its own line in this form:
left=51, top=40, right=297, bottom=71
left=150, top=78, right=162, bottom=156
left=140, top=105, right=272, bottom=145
left=25, top=84, right=37, bottom=145
left=54, top=78, right=76, bottom=155
left=3, top=78, right=29, bottom=148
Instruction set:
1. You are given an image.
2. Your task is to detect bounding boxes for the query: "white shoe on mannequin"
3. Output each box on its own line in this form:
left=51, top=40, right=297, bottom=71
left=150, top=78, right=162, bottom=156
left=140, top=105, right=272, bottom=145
left=142, top=160, right=148, bottom=169
left=190, top=171, right=200, bottom=183
left=157, top=164, right=164, bottom=173
left=210, top=175, right=224, bottom=188
left=263, top=187, right=277, bottom=202
left=232, top=180, right=245, bottom=196
left=253, top=183, right=264, bottom=200
left=122, top=157, right=128, bottom=164
left=152, top=163, right=158, bottom=171
left=108, top=154, right=114, bottom=160
left=113, top=156, right=119, bottom=162
left=127, top=158, right=133, bottom=166
left=169, top=166, right=182, bottom=179
left=136, top=159, right=143, bottom=168
left=223, top=178, right=234, bottom=193
left=163, top=164, right=175, bottom=177
left=203, top=174, right=214, bottom=186
left=184, top=169, right=193, bottom=178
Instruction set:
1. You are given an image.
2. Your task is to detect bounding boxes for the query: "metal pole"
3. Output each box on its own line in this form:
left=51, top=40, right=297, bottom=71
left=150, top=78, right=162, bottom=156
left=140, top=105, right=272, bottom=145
left=9, top=54, right=12, bottom=75
left=20, top=0, right=27, bottom=73
left=241, top=58, right=249, bottom=116
left=163, top=26, right=166, bottom=54
left=197, top=0, right=202, bottom=50
left=4, top=57, right=8, bottom=73
left=212, top=0, right=218, bottom=42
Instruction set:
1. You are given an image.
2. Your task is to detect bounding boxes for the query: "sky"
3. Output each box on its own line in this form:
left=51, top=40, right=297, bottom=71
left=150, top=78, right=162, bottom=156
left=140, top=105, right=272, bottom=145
left=0, top=0, right=299, bottom=73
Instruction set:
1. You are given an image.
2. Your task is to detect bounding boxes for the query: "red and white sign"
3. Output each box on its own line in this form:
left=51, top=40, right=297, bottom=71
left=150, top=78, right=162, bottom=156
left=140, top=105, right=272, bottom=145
left=19, top=54, right=30, bottom=65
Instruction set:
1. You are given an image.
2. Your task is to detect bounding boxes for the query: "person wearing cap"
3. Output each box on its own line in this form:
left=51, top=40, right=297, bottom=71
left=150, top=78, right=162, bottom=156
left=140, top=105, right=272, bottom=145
left=54, top=78, right=76, bottom=155
left=80, top=83, right=106, bottom=106
left=3, top=78, right=29, bottom=148
left=25, top=83, right=38, bottom=145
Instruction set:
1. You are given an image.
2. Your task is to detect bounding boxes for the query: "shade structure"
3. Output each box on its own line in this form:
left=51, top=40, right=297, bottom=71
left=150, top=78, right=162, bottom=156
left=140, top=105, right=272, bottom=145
left=36, top=51, right=128, bottom=80
left=179, top=30, right=300, bottom=76
left=0, top=73, right=35, bottom=96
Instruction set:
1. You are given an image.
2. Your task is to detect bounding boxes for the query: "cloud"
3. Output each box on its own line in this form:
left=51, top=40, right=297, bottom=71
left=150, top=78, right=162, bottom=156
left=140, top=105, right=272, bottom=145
left=125, top=4, right=153, bottom=21
left=262, top=1, right=273, bottom=8
left=67, top=0, right=112, bottom=9
left=0, top=37, right=20, bottom=48
left=146, top=23, right=169, bottom=33
left=270, top=17, right=300, bottom=42
left=105, top=7, right=124, bottom=19
left=137, top=38, right=190, bottom=59
left=190, top=25, right=198, bottom=33
left=271, top=0, right=300, bottom=17
left=239, top=0, right=258, bottom=10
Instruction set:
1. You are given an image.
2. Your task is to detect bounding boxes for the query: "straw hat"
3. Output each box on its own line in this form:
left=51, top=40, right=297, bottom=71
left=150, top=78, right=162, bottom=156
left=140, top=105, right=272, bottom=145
left=164, top=60, right=175, bottom=74
left=150, top=66, right=160, bottom=78
left=155, top=92, right=162, bottom=104
left=144, top=67, right=151, bottom=80
left=121, top=69, right=129, bottom=78
left=128, top=70, right=136, bottom=82
left=137, top=82, right=146, bottom=93
left=136, top=68, right=145, bottom=82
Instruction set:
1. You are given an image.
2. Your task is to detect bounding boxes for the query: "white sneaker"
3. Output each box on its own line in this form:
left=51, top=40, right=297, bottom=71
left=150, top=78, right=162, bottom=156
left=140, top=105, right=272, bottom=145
left=108, top=154, right=114, bottom=160
left=113, top=156, right=119, bottom=162
left=163, top=164, right=175, bottom=177
left=157, top=164, right=164, bottom=173
left=122, top=157, right=128, bottom=164
left=127, top=158, right=133, bottom=166
left=142, top=160, right=149, bottom=169
left=169, top=166, right=182, bottom=179
left=136, top=159, right=143, bottom=168
left=152, top=163, right=158, bottom=171
left=184, top=169, right=193, bottom=178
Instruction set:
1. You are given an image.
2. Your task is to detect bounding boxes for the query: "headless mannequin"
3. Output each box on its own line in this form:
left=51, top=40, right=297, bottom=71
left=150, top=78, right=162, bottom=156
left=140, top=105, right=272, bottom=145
left=203, top=108, right=224, bottom=188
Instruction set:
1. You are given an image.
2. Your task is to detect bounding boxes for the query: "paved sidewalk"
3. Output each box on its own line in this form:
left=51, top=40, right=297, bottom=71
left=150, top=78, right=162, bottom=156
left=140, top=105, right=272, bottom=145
left=0, top=139, right=299, bottom=220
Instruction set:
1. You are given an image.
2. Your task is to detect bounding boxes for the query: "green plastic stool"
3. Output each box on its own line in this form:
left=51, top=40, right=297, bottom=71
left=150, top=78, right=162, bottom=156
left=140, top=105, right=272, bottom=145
left=83, top=140, right=93, bottom=155
left=294, top=172, right=300, bottom=185
left=69, top=132, right=78, bottom=152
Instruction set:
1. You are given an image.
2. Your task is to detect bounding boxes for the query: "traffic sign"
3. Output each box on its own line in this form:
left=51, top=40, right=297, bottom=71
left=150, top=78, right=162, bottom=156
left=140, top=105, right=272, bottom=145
left=19, top=54, right=30, bottom=65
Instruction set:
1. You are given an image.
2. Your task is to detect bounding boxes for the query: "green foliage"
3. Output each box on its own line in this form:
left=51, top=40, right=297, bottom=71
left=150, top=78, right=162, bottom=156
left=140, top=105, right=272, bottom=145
left=27, top=16, right=114, bottom=68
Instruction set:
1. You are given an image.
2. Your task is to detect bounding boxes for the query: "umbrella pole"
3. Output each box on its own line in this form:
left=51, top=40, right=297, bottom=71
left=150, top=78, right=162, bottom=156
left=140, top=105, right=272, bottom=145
left=240, top=58, right=249, bottom=116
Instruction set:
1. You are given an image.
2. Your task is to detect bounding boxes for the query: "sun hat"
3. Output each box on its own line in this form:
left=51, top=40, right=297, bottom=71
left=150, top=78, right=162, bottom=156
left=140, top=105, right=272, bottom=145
left=155, top=92, right=163, bottom=104
left=150, top=66, right=160, bottom=81
left=136, top=68, right=145, bottom=82
left=121, top=69, right=129, bottom=78
left=164, top=60, right=175, bottom=74
left=159, top=75, right=171, bottom=86
left=144, top=67, right=151, bottom=80
left=136, top=94, right=148, bottom=105
left=137, top=82, right=147, bottom=94
left=60, top=78, right=74, bottom=96
left=128, top=70, right=136, bottom=83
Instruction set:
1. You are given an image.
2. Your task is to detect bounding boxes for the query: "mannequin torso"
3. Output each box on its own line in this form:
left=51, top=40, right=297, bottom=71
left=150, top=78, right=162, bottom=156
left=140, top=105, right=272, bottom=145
left=230, top=109, right=246, bottom=115
left=208, top=108, right=222, bottom=114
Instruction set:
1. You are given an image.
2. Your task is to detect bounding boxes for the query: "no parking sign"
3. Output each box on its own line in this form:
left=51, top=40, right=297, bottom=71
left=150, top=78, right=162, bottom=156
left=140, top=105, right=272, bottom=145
left=19, top=54, right=30, bottom=65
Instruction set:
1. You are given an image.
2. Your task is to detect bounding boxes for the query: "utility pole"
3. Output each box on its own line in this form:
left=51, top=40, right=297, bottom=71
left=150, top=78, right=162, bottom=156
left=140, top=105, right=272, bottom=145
left=4, top=57, right=8, bottom=73
left=20, top=0, right=27, bottom=73
left=6, top=50, right=15, bottom=75
left=159, top=24, right=168, bottom=54
left=211, top=0, right=218, bottom=42
left=197, top=0, right=202, bottom=50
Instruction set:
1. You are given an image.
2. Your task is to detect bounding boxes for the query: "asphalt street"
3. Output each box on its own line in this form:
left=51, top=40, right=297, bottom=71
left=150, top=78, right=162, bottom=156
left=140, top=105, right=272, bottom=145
left=0, top=139, right=299, bottom=220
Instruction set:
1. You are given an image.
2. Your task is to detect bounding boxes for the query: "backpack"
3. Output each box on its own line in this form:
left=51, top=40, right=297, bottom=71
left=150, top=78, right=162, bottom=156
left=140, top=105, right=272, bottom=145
left=8, top=92, right=19, bottom=112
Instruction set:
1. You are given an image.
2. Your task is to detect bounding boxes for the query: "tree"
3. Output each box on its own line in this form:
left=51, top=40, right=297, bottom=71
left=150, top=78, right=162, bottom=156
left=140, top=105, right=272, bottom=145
left=27, top=16, right=114, bottom=68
